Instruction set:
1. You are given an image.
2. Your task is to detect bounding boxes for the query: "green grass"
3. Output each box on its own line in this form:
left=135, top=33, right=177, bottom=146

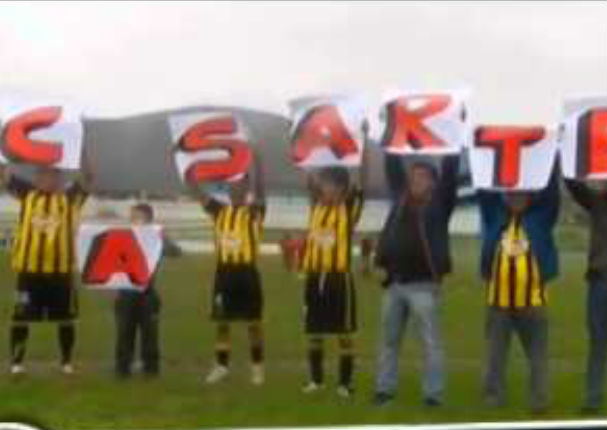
left=0, top=235, right=604, bottom=429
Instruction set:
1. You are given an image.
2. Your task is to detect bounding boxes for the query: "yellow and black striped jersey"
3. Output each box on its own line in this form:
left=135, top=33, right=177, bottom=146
left=302, top=188, right=364, bottom=273
left=204, top=199, right=265, bottom=267
left=7, top=176, right=88, bottom=275
left=488, top=216, right=546, bottom=309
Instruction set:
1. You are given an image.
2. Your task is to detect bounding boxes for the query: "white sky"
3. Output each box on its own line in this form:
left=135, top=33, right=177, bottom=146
left=0, top=1, right=605, bottom=122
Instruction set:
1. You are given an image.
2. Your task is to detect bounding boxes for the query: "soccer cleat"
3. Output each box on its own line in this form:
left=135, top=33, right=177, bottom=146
left=423, top=397, right=442, bottom=407
left=61, top=363, right=75, bottom=375
left=336, top=385, right=353, bottom=399
left=9, top=364, right=26, bottom=376
left=302, top=381, right=324, bottom=394
left=251, top=364, right=265, bottom=386
left=205, top=365, right=229, bottom=384
left=372, top=392, right=394, bottom=406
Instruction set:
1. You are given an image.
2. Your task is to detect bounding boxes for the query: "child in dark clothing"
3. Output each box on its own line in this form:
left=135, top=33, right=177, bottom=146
left=114, top=203, right=162, bottom=378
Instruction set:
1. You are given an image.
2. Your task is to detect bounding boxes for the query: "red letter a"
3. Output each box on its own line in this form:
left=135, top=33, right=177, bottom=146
left=84, top=230, right=150, bottom=288
left=291, top=105, right=359, bottom=163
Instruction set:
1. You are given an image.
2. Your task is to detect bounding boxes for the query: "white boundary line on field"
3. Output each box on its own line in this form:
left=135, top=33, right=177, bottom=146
left=2, top=419, right=606, bottom=430
left=242, top=422, right=607, bottom=430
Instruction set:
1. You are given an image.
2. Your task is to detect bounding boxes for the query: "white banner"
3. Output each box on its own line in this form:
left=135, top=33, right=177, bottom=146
left=375, top=89, right=469, bottom=155
left=559, top=96, right=607, bottom=181
left=77, top=224, right=164, bottom=291
left=0, top=94, right=83, bottom=170
left=288, top=95, right=366, bottom=168
left=469, top=126, right=558, bottom=191
left=169, top=111, right=253, bottom=184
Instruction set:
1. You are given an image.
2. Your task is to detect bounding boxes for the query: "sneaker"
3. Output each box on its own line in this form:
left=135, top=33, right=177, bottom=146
left=424, top=397, right=442, bottom=407
left=9, top=364, right=26, bottom=376
left=580, top=405, right=600, bottom=416
left=372, top=392, right=394, bottom=406
left=205, top=365, right=229, bottom=384
left=484, top=395, right=505, bottom=408
left=302, top=381, right=324, bottom=394
left=61, top=363, right=75, bottom=375
left=336, top=385, right=353, bottom=399
left=530, top=405, right=549, bottom=416
left=251, top=364, right=265, bottom=386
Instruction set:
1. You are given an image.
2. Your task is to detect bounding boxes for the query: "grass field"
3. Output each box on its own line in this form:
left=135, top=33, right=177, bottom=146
left=0, top=234, right=605, bottom=429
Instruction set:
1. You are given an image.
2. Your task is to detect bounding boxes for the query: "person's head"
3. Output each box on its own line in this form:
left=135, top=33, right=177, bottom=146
left=34, top=167, right=62, bottom=193
left=317, top=167, right=350, bottom=204
left=406, top=162, right=438, bottom=203
left=504, top=192, right=531, bottom=214
left=228, top=175, right=250, bottom=206
left=130, top=203, right=154, bottom=225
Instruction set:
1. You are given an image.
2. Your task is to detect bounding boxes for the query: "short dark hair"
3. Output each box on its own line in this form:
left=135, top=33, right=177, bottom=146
left=132, top=203, right=154, bottom=222
left=318, top=166, right=350, bottom=191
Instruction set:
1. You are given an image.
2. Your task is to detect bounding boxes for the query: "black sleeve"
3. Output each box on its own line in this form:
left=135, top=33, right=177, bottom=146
left=385, top=153, right=405, bottom=203
left=346, top=187, right=365, bottom=225
left=438, top=154, right=460, bottom=214
left=66, top=182, right=90, bottom=208
left=203, top=198, right=224, bottom=218
left=6, top=175, right=33, bottom=199
left=252, top=202, right=267, bottom=222
left=565, top=179, right=595, bottom=211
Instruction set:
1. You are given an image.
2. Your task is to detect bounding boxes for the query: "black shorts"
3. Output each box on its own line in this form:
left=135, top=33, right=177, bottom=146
left=13, top=273, right=77, bottom=322
left=305, top=272, right=357, bottom=335
left=211, top=266, right=263, bottom=322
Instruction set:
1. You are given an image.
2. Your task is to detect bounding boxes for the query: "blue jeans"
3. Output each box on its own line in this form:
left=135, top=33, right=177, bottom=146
left=375, top=282, right=445, bottom=400
left=586, top=279, right=607, bottom=409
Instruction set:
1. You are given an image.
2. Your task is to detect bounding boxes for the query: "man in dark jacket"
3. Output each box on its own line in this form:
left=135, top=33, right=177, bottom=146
left=372, top=153, right=459, bottom=406
left=566, top=179, right=607, bottom=414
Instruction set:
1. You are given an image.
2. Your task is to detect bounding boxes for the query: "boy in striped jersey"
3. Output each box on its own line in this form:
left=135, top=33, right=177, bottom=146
left=300, top=150, right=368, bottom=398
left=192, top=150, right=266, bottom=386
left=0, top=162, right=92, bottom=375
left=478, top=169, right=560, bottom=413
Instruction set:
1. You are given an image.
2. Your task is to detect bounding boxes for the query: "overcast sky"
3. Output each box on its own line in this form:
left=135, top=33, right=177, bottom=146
left=1, top=1, right=605, bottom=122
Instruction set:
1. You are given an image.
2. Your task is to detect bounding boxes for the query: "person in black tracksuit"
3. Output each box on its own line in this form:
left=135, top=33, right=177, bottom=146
left=114, top=203, right=162, bottom=378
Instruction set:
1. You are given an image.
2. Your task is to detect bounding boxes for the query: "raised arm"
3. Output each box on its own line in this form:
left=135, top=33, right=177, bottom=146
left=251, top=146, right=266, bottom=205
left=304, top=170, right=321, bottom=205
left=0, top=164, right=8, bottom=190
left=529, top=164, right=561, bottom=226
left=384, top=153, right=405, bottom=204
left=79, top=146, right=95, bottom=192
left=188, top=181, right=213, bottom=208
left=356, top=120, right=371, bottom=193
left=438, top=153, right=461, bottom=214
left=565, top=179, right=595, bottom=211
left=0, top=164, right=32, bottom=199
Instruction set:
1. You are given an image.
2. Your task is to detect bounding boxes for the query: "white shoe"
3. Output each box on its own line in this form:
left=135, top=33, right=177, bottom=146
left=251, top=364, right=265, bottom=386
left=205, top=365, right=229, bottom=384
left=10, top=364, right=26, bottom=375
left=337, top=385, right=353, bottom=398
left=302, top=381, right=324, bottom=394
left=61, top=363, right=75, bottom=375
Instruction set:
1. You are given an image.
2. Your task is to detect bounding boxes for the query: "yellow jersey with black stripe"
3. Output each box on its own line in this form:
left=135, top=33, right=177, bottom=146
left=488, top=216, right=546, bottom=309
left=8, top=177, right=88, bottom=275
left=302, top=188, right=364, bottom=273
left=204, top=199, right=265, bottom=267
